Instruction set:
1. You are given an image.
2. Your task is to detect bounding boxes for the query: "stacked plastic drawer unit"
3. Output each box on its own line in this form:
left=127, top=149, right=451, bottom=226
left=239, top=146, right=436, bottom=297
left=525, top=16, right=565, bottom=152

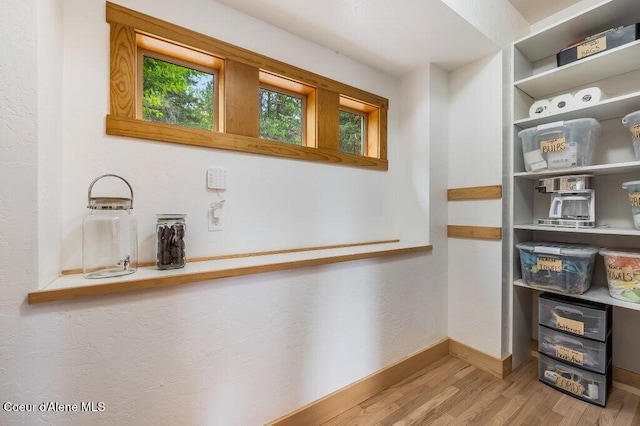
left=538, top=292, right=612, bottom=406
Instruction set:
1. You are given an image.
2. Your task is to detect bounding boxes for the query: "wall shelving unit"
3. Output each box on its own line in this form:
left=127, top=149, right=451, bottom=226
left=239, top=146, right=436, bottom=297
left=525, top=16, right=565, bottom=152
left=508, top=0, right=640, bottom=369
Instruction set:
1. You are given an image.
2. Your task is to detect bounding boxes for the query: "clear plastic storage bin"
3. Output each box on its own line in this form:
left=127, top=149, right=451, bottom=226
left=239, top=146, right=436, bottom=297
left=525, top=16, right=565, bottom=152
left=539, top=292, right=611, bottom=342
left=622, top=110, right=640, bottom=160
left=518, top=118, right=600, bottom=172
left=539, top=325, right=610, bottom=374
left=516, top=242, right=599, bottom=294
left=600, top=248, right=640, bottom=303
left=538, top=353, right=610, bottom=407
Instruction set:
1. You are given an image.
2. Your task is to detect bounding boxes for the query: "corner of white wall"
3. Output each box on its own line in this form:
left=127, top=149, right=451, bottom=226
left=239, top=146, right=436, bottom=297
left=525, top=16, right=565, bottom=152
left=37, top=0, right=64, bottom=286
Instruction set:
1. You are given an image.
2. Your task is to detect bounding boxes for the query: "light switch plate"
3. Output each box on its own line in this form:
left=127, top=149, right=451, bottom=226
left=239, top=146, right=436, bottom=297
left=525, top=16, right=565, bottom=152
left=207, top=168, right=228, bottom=190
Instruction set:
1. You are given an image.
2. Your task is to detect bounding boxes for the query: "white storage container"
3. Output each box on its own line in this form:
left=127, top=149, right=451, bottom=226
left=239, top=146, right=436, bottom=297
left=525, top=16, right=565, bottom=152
left=600, top=248, right=640, bottom=303
left=622, top=110, right=640, bottom=160
left=518, top=118, right=600, bottom=172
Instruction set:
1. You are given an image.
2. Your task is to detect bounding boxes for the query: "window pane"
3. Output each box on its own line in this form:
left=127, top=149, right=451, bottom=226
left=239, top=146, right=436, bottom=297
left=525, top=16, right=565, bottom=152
left=259, top=88, right=303, bottom=145
left=142, top=56, right=214, bottom=131
left=339, top=110, right=365, bottom=155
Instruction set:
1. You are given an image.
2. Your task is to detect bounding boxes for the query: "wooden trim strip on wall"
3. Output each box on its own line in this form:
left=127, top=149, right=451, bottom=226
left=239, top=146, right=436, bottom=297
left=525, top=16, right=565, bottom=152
left=106, top=115, right=388, bottom=170
left=61, top=240, right=401, bottom=275
left=449, top=339, right=512, bottom=379
left=29, top=244, right=432, bottom=305
left=266, top=338, right=450, bottom=426
left=447, top=225, right=502, bottom=240
left=447, top=185, right=502, bottom=201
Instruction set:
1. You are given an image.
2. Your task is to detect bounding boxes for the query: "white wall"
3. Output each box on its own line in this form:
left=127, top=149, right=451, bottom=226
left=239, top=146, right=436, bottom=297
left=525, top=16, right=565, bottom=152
left=442, top=0, right=529, bottom=48
left=0, top=0, right=447, bottom=424
left=447, top=52, right=505, bottom=358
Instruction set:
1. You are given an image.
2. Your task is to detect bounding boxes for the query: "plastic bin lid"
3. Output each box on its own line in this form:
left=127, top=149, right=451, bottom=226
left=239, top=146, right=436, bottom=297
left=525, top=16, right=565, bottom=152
left=622, top=181, right=640, bottom=189
left=516, top=241, right=599, bottom=257
left=599, top=248, right=640, bottom=258
left=517, top=118, right=600, bottom=137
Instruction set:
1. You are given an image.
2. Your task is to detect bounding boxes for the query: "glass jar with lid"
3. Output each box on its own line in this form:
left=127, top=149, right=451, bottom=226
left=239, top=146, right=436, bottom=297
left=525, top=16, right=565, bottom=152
left=82, top=174, right=138, bottom=278
left=156, top=214, right=186, bottom=269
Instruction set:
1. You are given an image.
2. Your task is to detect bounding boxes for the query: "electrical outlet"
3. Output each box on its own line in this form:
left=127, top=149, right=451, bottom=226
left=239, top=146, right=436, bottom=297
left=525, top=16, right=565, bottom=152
left=207, top=168, right=228, bottom=190
left=208, top=203, right=224, bottom=231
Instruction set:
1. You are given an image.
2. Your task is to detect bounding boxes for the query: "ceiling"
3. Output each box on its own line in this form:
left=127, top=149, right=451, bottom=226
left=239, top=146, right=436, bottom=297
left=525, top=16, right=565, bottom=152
left=214, top=0, right=501, bottom=76
left=215, top=0, right=582, bottom=77
left=508, top=0, right=582, bottom=24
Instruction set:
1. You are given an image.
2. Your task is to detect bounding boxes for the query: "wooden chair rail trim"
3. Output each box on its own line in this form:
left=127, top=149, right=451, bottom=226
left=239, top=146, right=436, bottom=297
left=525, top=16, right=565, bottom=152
left=106, top=115, right=388, bottom=170
left=61, top=239, right=401, bottom=275
left=447, top=185, right=502, bottom=201
left=28, top=242, right=432, bottom=305
left=447, top=225, right=502, bottom=240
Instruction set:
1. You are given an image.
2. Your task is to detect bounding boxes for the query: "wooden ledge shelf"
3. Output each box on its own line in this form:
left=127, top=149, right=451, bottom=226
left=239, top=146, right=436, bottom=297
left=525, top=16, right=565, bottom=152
left=28, top=241, right=432, bottom=305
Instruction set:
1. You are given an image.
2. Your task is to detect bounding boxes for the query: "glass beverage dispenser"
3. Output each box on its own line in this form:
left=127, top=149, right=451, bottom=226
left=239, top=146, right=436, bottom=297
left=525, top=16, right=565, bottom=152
left=82, top=174, right=138, bottom=278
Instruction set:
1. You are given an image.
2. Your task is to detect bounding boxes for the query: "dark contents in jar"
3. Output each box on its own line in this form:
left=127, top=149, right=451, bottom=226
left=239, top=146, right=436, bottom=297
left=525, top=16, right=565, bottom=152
left=157, top=223, right=185, bottom=269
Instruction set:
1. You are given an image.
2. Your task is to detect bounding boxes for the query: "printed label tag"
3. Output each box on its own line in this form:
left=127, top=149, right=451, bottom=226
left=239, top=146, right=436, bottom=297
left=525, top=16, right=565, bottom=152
left=607, top=265, right=634, bottom=282
left=577, top=36, right=607, bottom=59
left=629, top=192, right=640, bottom=207
left=540, top=137, right=566, bottom=154
left=537, top=257, right=562, bottom=273
left=557, top=316, right=585, bottom=335
left=556, top=345, right=584, bottom=365
left=555, top=375, right=585, bottom=396
left=630, top=124, right=640, bottom=139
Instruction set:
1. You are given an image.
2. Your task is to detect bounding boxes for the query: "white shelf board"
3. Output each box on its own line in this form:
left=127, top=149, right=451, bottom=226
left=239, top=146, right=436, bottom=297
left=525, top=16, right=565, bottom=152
left=514, top=0, right=640, bottom=63
left=514, top=224, right=640, bottom=236
left=514, top=40, right=640, bottom=99
left=513, top=161, right=640, bottom=179
left=514, top=92, right=640, bottom=129
left=514, top=279, right=640, bottom=311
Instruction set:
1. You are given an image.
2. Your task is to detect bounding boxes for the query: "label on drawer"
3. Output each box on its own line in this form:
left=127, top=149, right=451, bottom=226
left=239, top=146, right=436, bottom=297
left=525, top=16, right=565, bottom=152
left=557, top=316, right=585, bottom=335
left=629, top=192, right=640, bottom=207
left=537, top=257, right=562, bottom=273
left=540, top=137, right=566, bottom=154
left=630, top=124, right=640, bottom=139
left=555, top=374, right=585, bottom=396
left=577, top=36, right=606, bottom=59
left=556, top=345, right=584, bottom=365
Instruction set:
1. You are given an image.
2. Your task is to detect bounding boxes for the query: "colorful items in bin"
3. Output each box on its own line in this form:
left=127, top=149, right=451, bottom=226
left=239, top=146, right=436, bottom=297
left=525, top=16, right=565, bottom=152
left=528, top=87, right=605, bottom=118
left=516, top=242, right=598, bottom=294
left=600, top=248, right=640, bottom=303
left=518, top=118, right=600, bottom=172
left=622, top=110, right=640, bottom=160
left=622, top=180, right=640, bottom=230
left=536, top=174, right=595, bottom=228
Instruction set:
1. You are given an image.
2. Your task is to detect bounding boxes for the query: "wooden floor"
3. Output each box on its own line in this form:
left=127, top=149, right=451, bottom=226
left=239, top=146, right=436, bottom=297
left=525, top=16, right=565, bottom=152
left=322, top=355, right=640, bottom=426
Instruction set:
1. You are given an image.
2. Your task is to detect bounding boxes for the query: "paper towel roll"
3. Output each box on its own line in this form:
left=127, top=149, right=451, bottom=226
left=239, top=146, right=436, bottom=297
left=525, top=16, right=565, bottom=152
left=550, top=94, right=575, bottom=114
left=574, top=87, right=605, bottom=107
left=529, top=99, right=552, bottom=118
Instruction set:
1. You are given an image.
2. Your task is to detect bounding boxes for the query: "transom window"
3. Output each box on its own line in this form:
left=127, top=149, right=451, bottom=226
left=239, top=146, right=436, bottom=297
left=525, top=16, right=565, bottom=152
left=107, top=3, right=388, bottom=170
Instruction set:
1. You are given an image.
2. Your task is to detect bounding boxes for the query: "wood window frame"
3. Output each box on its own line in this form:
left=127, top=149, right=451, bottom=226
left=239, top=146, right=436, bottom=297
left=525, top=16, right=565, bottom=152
left=137, top=46, right=221, bottom=131
left=106, top=2, right=388, bottom=170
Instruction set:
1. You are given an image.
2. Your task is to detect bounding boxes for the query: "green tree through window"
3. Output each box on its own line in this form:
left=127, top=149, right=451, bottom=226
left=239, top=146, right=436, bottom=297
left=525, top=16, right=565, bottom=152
left=259, top=88, right=303, bottom=145
left=142, top=56, right=214, bottom=131
left=340, top=110, right=364, bottom=155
